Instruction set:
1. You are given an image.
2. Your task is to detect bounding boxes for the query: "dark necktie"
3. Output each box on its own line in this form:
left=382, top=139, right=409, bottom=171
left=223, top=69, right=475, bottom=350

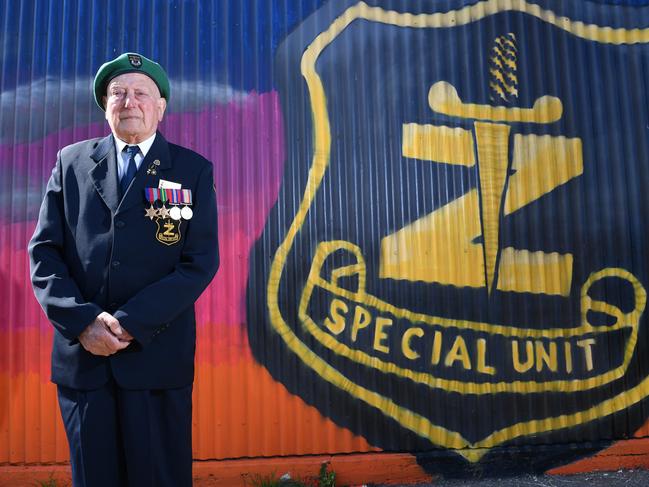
left=120, top=145, right=139, bottom=196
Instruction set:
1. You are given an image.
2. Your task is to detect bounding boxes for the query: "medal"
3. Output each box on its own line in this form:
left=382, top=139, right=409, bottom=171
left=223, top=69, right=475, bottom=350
left=144, top=205, right=158, bottom=220
left=155, top=218, right=181, bottom=245
left=146, top=159, right=161, bottom=175
left=181, top=206, right=193, bottom=220
left=170, top=206, right=182, bottom=220
left=143, top=187, right=193, bottom=246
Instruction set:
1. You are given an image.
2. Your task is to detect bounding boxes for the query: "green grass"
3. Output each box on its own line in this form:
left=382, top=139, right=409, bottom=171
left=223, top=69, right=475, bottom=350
left=32, top=474, right=68, bottom=487
left=316, top=462, right=336, bottom=487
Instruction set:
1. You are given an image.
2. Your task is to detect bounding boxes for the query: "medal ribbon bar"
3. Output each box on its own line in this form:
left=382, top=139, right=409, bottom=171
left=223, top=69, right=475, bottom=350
left=144, top=188, right=193, bottom=205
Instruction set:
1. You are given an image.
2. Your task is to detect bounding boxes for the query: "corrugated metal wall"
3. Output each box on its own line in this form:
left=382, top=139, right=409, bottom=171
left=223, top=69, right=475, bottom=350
left=3, top=0, right=649, bottom=474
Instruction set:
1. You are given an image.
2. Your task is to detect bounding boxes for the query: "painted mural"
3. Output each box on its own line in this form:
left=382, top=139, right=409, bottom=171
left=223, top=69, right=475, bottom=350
left=2, top=0, right=649, bottom=483
left=247, top=0, right=649, bottom=475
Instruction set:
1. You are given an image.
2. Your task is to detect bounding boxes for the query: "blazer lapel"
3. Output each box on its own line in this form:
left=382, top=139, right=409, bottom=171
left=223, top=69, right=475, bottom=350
left=117, top=131, right=172, bottom=214
left=89, top=135, right=120, bottom=213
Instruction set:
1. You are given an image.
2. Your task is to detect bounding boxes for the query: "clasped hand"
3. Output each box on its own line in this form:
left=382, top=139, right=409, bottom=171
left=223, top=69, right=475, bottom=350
left=78, top=311, right=134, bottom=356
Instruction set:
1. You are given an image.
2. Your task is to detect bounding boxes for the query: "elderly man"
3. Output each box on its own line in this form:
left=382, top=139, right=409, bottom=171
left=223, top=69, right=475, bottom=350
left=28, top=52, right=219, bottom=486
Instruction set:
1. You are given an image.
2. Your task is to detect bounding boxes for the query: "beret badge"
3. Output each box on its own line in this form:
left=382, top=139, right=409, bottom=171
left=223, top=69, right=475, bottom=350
left=128, top=54, right=142, bottom=68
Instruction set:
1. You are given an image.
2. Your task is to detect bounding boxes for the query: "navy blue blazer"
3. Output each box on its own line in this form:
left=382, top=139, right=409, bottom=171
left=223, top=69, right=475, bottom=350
left=29, top=132, right=219, bottom=390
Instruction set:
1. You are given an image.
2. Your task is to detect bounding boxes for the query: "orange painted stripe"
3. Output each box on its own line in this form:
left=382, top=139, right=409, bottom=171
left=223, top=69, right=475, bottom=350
left=549, top=436, right=649, bottom=475
left=193, top=327, right=376, bottom=458
left=0, top=371, right=68, bottom=464
left=0, top=453, right=431, bottom=487
left=2, top=323, right=376, bottom=463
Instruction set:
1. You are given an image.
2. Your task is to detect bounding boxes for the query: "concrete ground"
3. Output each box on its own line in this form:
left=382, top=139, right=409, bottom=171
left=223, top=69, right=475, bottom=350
left=378, top=469, right=649, bottom=486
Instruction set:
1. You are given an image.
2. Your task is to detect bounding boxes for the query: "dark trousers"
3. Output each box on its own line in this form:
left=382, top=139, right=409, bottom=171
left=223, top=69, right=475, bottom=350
left=57, top=381, right=193, bottom=487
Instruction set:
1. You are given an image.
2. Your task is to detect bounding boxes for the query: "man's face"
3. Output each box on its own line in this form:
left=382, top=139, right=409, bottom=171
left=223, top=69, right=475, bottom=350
left=103, top=72, right=166, bottom=144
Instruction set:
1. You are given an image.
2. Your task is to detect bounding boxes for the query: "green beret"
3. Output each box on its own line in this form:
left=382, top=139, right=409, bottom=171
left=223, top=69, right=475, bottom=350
left=93, top=52, right=170, bottom=110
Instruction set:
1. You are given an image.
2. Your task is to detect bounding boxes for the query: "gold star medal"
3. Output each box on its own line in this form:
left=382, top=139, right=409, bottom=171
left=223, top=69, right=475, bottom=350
left=144, top=188, right=160, bottom=219
left=144, top=205, right=158, bottom=220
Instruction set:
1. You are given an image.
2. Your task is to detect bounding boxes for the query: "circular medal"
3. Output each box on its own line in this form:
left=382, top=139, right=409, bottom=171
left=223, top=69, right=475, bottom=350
left=181, top=206, right=193, bottom=220
left=169, top=206, right=182, bottom=221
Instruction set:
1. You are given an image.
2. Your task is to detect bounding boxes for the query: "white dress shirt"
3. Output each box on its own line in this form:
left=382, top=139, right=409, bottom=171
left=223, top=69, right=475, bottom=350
left=114, top=132, right=157, bottom=181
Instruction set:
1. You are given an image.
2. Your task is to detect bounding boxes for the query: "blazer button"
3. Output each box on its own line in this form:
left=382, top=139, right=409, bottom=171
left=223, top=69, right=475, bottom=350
left=111, top=260, right=121, bottom=268
left=115, top=220, right=126, bottom=229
